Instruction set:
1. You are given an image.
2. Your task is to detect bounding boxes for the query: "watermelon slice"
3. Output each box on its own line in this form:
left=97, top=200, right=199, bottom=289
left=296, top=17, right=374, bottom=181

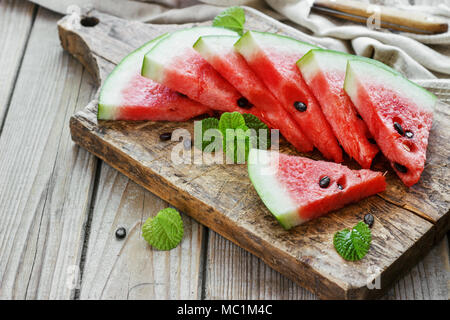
left=193, top=35, right=313, bottom=152
left=248, top=149, right=386, bottom=229
left=141, top=27, right=263, bottom=120
left=235, top=31, right=343, bottom=163
left=344, top=60, right=435, bottom=187
left=98, top=34, right=211, bottom=120
left=297, top=49, right=381, bottom=168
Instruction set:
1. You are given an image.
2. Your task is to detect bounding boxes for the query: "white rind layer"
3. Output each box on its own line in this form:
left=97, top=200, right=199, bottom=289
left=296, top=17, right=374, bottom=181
left=344, top=60, right=436, bottom=114
left=235, top=30, right=317, bottom=63
left=98, top=34, right=168, bottom=119
left=142, top=27, right=237, bottom=83
left=248, top=149, right=305, bottom=229
left=297, top=49, right=401, bottom=82
left=193, top=35, right=239, bottom=61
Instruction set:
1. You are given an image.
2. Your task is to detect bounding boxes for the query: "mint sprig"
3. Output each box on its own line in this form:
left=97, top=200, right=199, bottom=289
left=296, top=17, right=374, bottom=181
left=142, top=208, right=184, bottom=251
left=242, top=113, right=271, bottom=149
left=200, top=117, right=221, bottom=152
left=334, top=221, right=372, bottom=261
left=213, top=6, right=245, bottom=35
left=197, top=112, right=270, bottom=163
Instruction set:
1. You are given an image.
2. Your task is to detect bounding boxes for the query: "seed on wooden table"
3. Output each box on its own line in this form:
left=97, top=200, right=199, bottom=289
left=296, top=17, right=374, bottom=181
left=115, top=227, right=126, bottom=240
left=319, top=176, right=330, bottom=188
left=294, top=101, right=307, bottom=112
left=160, top=132, right=172, bottom=141
left=364, top=213, right=374, bottom=228
left=393, top=122, right=404, bottom=136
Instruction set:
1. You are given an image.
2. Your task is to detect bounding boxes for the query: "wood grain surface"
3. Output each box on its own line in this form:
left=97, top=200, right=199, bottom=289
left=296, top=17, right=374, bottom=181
left=59, top=7, right=449, bottom=299
left=0, top=8, right=97, bottom=299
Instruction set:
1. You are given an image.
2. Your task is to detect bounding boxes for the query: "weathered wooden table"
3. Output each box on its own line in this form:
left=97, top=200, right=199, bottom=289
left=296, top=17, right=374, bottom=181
left=0, top=0, right=448, bottom=299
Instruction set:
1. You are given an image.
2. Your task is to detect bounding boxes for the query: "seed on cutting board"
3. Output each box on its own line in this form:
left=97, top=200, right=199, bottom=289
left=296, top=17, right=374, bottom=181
left=394, top=162, right=408, bottom=173
left=319, top=176, right=330, bottom=188
left=160, top=132, right=172, bottom=141
left=393, top=122, right=404, bottom=136
left=364, top=213, right=374, bottom=228
left=115, top=227, right=126, bottom=240
left=405, top=131, right=414, bottom=139
left=293, top=101, right=307, bottom=112
left=237, top=97, right=252, bottom=109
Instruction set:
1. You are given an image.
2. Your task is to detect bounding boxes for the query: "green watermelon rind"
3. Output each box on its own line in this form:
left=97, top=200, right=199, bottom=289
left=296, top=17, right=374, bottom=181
left=343, top=59, right=437, bottom=112
left=248, top=149, right=305, bottom=230
left=193, top=35, right=240, bottom=60
left=141, top=26, right=238, bottom=84
left=234, top=30, right=319, bottom=61
left=98, top=33, right=169, bottom=120
left=297, top=48, right=402, bottom=79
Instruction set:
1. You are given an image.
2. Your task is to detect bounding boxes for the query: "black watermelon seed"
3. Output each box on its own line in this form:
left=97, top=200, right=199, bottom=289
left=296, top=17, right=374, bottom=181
left=394, top=162, right=408, bottom=173
left=237, top=97, right=252, bottom=109
left=115, top=227, right=126, bottom=240
left=160, top=132, right=172, bottom=141
left=368, top=138, right=376, bottom=145
left=184, top=138, right=192, bottom=150
left=405, top=131, right=414, bottom=139
left=319, top=176, right=330, bottom=188
left=364, top=213, right=374, bottom=228
left=177, top=92, right=188, bottom=98
left=294, top=101, right=307, bottom=112
left=393, top=122, right=404, bottom=136
left=337, top=184, right=344, bottom=190
left=356, top=114, right=363, bottom=120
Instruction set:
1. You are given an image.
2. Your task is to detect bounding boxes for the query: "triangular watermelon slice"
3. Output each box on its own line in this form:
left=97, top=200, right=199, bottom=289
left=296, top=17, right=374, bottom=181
left=193, top=35, right=313, bottom=152
left=248, top=149, right=386, bottom=229
left=141, top=27, right=264, bottom=120
left=344, top=60, right=435, bottom=187
left=235, top=31, right=343, bottom=163
left=297, top=49, right=381, bottom=168
left=98, top=34, right=211, bottom=120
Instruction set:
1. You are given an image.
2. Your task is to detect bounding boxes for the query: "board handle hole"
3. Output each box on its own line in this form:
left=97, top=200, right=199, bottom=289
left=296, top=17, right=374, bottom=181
left=80, top=16, right=99, bottom=27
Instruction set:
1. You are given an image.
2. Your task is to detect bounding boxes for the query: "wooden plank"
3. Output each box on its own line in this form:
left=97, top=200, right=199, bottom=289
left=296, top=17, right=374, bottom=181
left=0, top=8, right=98, bottom=299
left=204, top=230, right=317, bottom=300
left=59, top=8, right=448, bottom=299
left=78, top=163, right=206, bottom=299
left=0, top=0, right=35, bottom=130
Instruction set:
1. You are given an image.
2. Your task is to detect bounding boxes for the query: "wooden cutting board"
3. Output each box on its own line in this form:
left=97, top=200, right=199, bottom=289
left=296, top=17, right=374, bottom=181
left=58, top=7, right=450, bottom=299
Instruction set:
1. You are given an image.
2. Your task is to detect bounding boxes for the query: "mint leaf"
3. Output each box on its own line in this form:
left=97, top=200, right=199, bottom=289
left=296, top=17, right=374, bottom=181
left=200, top=117, right=220, bottom=152
left=334, top=221, right=371, bottom=261
left=242, top=113, right=271, bottom=149
left=213, top=7, right=245, bottom=35
left=219, top=112, right=251, bottom=163
left=142, top=208, right=184, bottom=251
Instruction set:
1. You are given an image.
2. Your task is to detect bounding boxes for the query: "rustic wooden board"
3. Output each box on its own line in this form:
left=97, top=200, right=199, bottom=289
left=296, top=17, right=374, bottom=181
left=59, top=8, right=449, bottom=299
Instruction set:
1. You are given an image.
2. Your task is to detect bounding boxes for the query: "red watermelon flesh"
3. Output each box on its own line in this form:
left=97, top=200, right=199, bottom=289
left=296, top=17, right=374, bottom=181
left=248, top=149, right=386, bottom=229
left=98, top=34, right=211, bottom=120
left=141, top=27, right=264, bottom=120
left=235, top=31, right=343, bottom=163
left=297, top=49, right=380, bottom=168
left=193, top=35, right=314, bottom=153
left=344, top=60, right=435, bottom=187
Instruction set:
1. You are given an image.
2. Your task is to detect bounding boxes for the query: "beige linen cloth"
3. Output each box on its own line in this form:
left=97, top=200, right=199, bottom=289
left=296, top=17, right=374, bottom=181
left=28, top=0, right=450, bottom=103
